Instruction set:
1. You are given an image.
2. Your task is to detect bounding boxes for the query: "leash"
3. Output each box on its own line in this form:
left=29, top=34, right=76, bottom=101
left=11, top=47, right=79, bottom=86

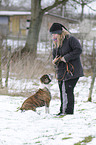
left=56, top=62, right=74, bottom=81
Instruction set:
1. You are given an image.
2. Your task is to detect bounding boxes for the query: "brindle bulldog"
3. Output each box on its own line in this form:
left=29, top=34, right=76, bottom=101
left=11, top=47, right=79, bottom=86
left=20, top=74, right=52, bottom=113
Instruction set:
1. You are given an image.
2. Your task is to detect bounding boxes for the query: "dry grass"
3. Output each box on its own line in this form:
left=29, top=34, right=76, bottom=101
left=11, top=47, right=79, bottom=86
left=4, top=52, right=54, bottom=79
left=2, top=51, right=54, bottom=79
left=1, top=51, right=55, bottom=96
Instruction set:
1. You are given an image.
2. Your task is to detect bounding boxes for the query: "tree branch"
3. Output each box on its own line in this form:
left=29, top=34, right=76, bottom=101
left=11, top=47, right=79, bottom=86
left=72, top=0, right=96, bottom=5
left=72, top=0, right=82, bottom=5
left=86, top=4, right=96, bottom=11
left=72, top=0, right=96, bottom=11
left=42, top=0, right=68, bottom=13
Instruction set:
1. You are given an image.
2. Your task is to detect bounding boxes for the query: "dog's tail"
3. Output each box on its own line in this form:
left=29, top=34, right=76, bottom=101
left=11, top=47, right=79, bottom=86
left=16, top=107, right=25, bottom=113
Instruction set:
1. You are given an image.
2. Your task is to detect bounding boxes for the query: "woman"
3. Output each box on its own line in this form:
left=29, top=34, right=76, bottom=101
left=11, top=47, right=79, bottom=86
left=50, top=23, right=84, bottom=116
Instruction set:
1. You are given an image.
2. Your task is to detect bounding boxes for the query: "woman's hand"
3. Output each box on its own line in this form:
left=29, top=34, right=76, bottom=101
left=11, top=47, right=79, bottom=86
left=52, top=56, right=58, bottom=64
left=52, top=56, right=61, bottom=65
left=60, top=57, right=66, bottom=63
left=52, top=56, right=66, bottom=65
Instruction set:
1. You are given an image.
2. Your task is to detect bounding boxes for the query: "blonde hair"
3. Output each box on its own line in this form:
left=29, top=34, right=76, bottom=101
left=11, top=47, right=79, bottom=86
left=53, top=28, right=70, bottom=48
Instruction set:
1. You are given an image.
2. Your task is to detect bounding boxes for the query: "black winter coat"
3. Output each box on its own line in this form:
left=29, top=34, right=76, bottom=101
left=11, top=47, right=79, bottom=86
left=52, top=35, right=84, bottom=81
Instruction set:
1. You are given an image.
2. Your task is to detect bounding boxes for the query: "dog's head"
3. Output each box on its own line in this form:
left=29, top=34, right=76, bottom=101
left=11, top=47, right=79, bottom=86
left=40, top=74, right=53, bottom=84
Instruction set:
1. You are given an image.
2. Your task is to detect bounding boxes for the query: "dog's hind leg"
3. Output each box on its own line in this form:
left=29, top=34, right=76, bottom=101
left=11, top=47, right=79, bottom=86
left=21, top=110, right=26, bottom=113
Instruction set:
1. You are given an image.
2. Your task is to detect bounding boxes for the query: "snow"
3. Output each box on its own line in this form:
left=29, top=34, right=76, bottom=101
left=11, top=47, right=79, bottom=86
left=0, top=11, right=31, bottom=16
left=69, top=27, right=79, bottom=33
left=0, top=1, right=96, bottom=144
left=92, top=27, right=96, bottom=31
left=0, top=76, right=96, bottom=145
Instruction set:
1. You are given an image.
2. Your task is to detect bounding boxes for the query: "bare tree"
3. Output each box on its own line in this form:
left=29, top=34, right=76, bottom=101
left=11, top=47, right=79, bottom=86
left=0, top=36, right=2, bottom=88
left=72, top=0, right=96, bottom=20
left=5, top=46, right=11, bottom=87
left=21, top=0, right=68, bottom=57
left=1, top=0, right=10, bottom=6
left=88, top=37, right=96, bottom=102
left=2, top=0, right=95, bottom=58
left=0, top=48, right=2, bottom=88
left=0, top=0, right=2, bottom=5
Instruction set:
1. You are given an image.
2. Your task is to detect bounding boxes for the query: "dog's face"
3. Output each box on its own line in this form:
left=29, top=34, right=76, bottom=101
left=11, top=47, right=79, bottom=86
left=40, top=74, right=53, bottom=84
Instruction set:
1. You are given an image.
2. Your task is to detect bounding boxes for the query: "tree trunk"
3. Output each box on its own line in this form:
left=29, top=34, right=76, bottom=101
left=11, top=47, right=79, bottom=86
left=88, top=73, right=95, bottom=102
left=88, top=37, right=96, bottom=102
left=21, top=0, right=68, bottom=58
left=5, top=46, right=11, bottom=88
left=22, top=0, right=44, bottom=58
left=0, top=47, right=2, bottom=88
left=0, top=36, right=2, bottom=88
left=80, top=4, right=84, bottom=21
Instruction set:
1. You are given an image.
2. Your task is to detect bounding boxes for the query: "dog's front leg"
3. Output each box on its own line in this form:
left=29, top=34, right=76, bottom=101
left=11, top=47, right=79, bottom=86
left=45, top=106, right=49, bottom=113
left=45, top=103, right=49, bottom=113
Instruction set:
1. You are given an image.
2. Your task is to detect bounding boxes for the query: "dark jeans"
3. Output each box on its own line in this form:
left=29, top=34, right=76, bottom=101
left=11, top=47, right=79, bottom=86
left=58, top=78, right=79, bottom=114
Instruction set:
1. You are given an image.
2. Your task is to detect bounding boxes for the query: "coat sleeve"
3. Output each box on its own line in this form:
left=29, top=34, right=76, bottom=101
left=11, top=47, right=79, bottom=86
left=52, top=48, right=56, bottom=59
left=64, top=36, right=82, bottom=62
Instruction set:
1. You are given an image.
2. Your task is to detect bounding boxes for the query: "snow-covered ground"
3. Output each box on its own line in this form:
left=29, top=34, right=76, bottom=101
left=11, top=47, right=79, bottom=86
left=0, top=76, right=96, bottom=145
left=0, top=0, right=96, bottom=144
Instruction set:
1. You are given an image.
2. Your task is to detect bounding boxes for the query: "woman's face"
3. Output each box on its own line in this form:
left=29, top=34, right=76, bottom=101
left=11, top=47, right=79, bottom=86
left=52, top=34, right=59, bottom=42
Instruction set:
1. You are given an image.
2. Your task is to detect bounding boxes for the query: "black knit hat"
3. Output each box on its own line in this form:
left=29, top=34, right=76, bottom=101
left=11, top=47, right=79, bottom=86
left=50, top=23, right=69, bottom=34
